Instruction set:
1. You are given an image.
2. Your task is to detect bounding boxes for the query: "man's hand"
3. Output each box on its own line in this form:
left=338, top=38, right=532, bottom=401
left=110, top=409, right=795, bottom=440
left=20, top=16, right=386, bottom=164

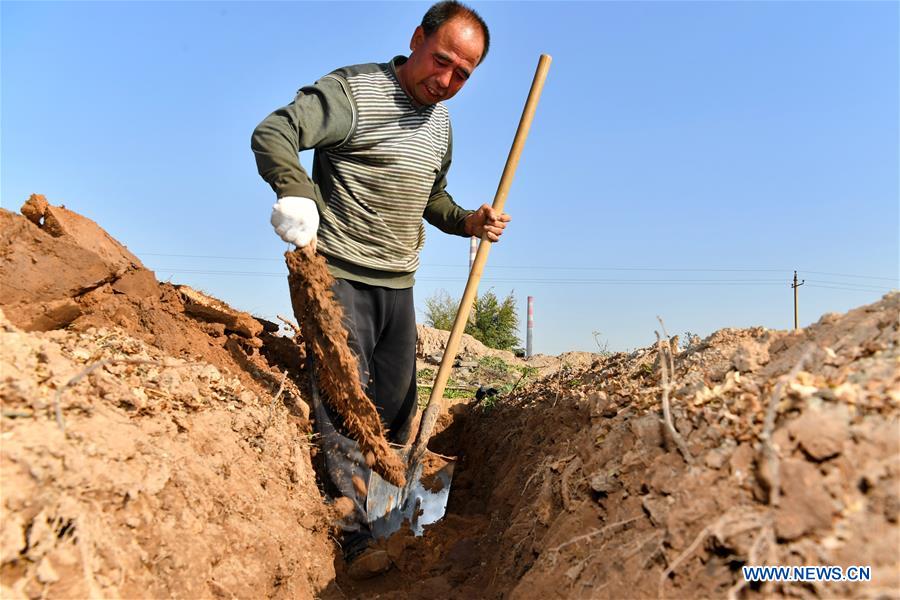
left=464, top=204, right=511, bottom=242
left=271, top=196, right=319, bottom=248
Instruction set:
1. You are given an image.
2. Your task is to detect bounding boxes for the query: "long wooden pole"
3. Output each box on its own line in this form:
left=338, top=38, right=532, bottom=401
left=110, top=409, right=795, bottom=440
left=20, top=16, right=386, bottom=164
left=410, top=54, right=552, bottom=466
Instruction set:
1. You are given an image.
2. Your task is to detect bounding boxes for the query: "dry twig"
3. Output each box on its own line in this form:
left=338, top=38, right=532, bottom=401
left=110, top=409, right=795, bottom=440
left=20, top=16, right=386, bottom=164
left=658, top=507, right=767, bottom=600
left=265, top=370, right=289, bottom=429
left=552, top=358, right=566, bottom=407
left=521, top=457, right=551, bottom=497
left=656, top=316, right=675, bottom=374
left=548, top=516, right=640, bottom=557
left=277, top=314, right=301, bottom=339
left=726, top=525, right=772, bottom=600
left=655, top=322, right=693, bottom=465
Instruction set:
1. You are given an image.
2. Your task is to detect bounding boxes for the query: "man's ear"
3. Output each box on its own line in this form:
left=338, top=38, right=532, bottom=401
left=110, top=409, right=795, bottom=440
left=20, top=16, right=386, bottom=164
left=410, top=26, right=425, bottom=52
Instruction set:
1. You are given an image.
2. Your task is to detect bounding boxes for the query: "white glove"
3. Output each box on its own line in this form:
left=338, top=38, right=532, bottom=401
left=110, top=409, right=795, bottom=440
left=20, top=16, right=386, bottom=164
left=271, top=196, right=319, bottom=247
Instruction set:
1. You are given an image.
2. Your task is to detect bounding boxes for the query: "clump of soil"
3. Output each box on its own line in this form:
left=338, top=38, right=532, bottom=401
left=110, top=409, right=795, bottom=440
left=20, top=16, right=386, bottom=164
left=285, top=248, right=406, bottom=487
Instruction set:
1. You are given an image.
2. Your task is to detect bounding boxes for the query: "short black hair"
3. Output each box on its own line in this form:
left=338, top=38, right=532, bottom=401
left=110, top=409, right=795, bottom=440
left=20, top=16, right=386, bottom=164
left=421, top=1, right=490, bottom=64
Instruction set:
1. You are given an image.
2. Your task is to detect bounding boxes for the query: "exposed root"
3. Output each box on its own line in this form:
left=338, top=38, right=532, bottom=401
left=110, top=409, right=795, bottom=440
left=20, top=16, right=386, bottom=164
left=658, top=507, right=767, bottom=600
left=560, top=456, right=582, bottom=512
left=716, top=345, right=816, bottom=598
left=285, top=248, right=405, bottom=487
left=264, top=370, right=289, bottom=430
left=547, top=517, right=641, bottom=563
left=727, top=524, right=775, bottom=600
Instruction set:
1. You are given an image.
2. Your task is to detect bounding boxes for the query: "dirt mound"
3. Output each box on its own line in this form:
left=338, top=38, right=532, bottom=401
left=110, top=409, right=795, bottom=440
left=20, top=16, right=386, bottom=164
left=0, top=312, right=335, bottom=598
left=1, top=196, right=153, bottom=331
left=1, top=197, right=338, bottom=597
left=346, top=293, right=897, bottom=598
left=416, top=325, right=519, bottom=365
left=1, top=197, right=304, bottom=402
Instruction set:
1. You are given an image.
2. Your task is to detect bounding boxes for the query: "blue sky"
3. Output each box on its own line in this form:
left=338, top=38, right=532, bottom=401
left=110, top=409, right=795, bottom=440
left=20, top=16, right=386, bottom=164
left=2, top=1, right=897, bottom=354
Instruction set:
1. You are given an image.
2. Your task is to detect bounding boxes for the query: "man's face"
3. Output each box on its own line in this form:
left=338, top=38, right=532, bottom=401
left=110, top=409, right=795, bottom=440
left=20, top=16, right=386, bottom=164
left=398, top=17, right=484, bottom=106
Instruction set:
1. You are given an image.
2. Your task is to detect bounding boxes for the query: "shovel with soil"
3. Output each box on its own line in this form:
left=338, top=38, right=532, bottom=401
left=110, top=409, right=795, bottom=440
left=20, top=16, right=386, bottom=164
left=366, top=54, right=553, bottom=538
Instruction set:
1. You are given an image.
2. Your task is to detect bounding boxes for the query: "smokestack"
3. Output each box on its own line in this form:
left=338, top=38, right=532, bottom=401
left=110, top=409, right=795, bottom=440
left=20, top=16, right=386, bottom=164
left=526, top=295, right=534, bottom=357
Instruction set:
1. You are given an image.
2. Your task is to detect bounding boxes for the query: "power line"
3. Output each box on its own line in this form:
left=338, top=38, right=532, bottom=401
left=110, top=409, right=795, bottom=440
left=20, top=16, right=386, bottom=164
left=147, top=267, right=895, bottom=290
left=149, top=268, right=794, bottom=286
left=419, top=278, right=788, bottom=284
left=805, top=279, right=894, bottom=291
left=806, top=284, right=894, bottom=293
left=150, top=268, right=786, bottom=281
left=141, top=252, right=789, bottom=272
left=426, top=265, right=789, bottom=273
left=802, top=270, right=898, bottom=282
left=141, top=252, right=282, bottom=262
left=153, top=268, right=285, bottom=277
left=138, top=252, right=897, bottom=282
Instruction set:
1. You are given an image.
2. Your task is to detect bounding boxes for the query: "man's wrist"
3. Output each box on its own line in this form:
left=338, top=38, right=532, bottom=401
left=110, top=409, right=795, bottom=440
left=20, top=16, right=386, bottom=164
left=463, top=213, right=475, bottom=236
left=276, top=182, right=317, bottom=200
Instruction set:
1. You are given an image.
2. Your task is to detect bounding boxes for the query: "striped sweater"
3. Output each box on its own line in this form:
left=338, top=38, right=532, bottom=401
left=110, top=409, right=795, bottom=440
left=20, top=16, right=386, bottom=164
left=252, top=56, right=473, bottom=288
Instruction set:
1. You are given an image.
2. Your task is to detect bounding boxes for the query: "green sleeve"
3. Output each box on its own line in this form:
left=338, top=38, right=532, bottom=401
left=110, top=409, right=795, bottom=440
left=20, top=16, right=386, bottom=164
left=423, top=126, right=474, bottom=237
left=251, top=75, right=353, bottom=200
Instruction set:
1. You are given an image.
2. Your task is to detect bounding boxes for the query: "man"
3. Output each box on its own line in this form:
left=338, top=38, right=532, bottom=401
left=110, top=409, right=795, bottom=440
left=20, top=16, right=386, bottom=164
left=251, top=0, right=508, bottom=579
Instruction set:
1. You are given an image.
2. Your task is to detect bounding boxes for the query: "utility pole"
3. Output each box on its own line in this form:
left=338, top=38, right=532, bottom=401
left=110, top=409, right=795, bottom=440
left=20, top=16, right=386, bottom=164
left=526, top=296, right=534, bottom=357
left=792, top=270, right=805, bottom=331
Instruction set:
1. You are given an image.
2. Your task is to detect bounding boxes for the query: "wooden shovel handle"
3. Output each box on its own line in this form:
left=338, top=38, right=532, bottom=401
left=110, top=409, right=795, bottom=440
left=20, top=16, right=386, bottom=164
left=409, top=54, right=552, bottom=466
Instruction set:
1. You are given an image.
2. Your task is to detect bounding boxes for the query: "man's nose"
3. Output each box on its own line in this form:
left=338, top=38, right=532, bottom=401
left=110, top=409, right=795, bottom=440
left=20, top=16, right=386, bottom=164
left=435, top=68, right=452, bottom=89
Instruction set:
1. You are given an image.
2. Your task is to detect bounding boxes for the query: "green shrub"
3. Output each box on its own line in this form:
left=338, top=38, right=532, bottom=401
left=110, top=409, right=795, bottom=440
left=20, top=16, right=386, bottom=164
left=423, top=290, right=457, bottom=332
left=416, top=384, right=473, bottom=408
left=518, top=365, right=539, bottom=379
left=423, top=288, right=520, bottom=351
left=477, top=355, right=513, bottom=374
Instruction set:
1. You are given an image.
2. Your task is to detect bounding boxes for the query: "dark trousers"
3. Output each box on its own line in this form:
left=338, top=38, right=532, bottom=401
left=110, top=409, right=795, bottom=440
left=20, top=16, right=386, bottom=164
left=309, top=278, right=418, bottom=544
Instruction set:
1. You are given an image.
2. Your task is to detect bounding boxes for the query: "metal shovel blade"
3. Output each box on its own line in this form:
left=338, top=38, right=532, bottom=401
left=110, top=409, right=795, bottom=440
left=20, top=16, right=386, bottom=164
left=366, top=450, right=455, bottom=539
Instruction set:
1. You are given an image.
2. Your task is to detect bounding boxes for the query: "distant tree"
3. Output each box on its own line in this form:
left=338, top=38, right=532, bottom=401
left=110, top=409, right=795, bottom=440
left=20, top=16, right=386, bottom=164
left=470, top=290, right=520, bottom=350
left=423, top=288, right=520, bottom=351
left=423, top=289, right=457, bottom=331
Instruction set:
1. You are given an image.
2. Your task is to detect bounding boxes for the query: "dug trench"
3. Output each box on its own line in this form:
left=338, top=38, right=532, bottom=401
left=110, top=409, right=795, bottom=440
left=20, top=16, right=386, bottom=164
left=329, top=287, right=899, bottom=599
left=2, top=197, right=898, bottom=599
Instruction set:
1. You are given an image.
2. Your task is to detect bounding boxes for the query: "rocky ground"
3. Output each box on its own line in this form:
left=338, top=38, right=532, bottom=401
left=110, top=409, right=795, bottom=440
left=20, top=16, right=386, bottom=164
left=2, top=197, right=897, bottom=599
